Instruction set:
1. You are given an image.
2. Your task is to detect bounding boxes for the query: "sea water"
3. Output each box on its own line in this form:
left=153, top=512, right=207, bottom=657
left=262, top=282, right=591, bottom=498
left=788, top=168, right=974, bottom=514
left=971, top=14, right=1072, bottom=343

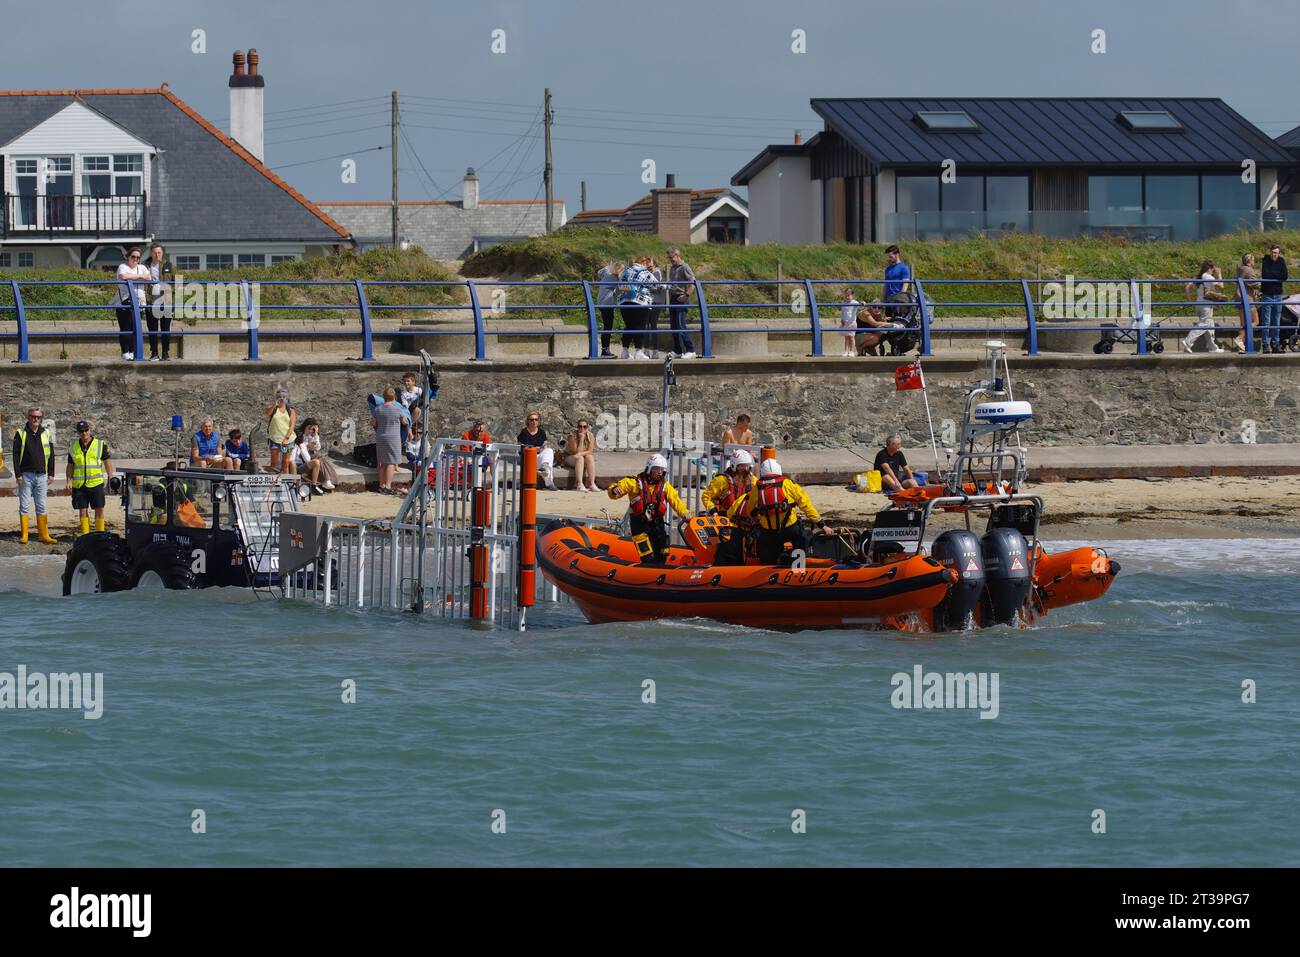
left=0, top=538, right=1296, bottom=867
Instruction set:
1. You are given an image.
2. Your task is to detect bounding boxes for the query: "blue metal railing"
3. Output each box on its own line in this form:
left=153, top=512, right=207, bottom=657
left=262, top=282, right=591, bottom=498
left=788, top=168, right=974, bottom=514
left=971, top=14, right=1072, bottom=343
left=2, top=275, right=1295, bottom=363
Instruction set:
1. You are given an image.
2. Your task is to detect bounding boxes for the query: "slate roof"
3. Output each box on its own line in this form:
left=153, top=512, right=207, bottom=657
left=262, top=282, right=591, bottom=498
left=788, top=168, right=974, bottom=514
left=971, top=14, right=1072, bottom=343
left=317, top=200, right=566, bottom=260
left=1276, top=123, right=1300, bottom=150
left=566, top=188, right=747, bottom=232
left=0, top=87, right=349, bottom=242
left=807, top=98, right=1295, bottom=169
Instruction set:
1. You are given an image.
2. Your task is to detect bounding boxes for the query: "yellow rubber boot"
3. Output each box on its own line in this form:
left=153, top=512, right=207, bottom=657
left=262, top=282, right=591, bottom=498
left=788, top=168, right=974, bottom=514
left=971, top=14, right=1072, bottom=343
left=79, top=516, right=90, bottom=536
left=95, top=516, right=106, bottom=533
left=36, top=514, right=57, bottom=544
left=19, top=515, right=29, bottom=544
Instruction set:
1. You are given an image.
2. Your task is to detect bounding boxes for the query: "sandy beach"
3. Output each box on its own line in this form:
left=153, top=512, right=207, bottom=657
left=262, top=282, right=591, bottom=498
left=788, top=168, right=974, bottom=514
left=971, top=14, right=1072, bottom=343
left=3, top=475, right=1296, bottom=561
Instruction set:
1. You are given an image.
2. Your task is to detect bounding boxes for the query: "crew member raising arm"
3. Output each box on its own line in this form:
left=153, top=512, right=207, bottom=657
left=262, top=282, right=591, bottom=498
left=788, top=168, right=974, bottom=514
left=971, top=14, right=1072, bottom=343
left=607, top=453, right=690, bottom=563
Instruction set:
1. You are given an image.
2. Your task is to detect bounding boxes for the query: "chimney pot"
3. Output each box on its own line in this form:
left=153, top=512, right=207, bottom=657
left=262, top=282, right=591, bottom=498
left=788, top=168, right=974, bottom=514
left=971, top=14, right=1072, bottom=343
left=794, top=130, right=802, bottom=145
left=248, top=49, right=259, bottom=75
left=232, top=51, right=245, bottom=76
left=665, top=173, right=677, bottom=188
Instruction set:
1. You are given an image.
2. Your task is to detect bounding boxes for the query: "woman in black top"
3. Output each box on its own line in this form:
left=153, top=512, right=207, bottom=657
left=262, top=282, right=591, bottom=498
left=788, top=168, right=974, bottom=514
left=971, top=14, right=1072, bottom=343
left=517, top=412, right=557, bottom=490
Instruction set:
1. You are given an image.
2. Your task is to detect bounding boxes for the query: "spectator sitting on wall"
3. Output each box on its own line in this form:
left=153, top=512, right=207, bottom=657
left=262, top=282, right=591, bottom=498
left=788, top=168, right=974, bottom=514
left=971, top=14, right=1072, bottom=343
left=855, top=305, right=900, bottom=356
left=562, top=418, right=599, bottom=492
left=405, top=425, right=425, bottom=466
left=224, top=428, right=251, bottom=471
left=300, top=418, right=337, bottom=490
left=722, top=414, right=754, bottom=447
left=517, top=411, right=558, bottom=490
left=289, top=432, right=326, bottom=494
left=191, top=418, right=236, bottom=469
left=874, top=432, right=917, bottom=492
left=400, top=372, right=422, bottom=447
left=459, top=420, right=491, bottom=452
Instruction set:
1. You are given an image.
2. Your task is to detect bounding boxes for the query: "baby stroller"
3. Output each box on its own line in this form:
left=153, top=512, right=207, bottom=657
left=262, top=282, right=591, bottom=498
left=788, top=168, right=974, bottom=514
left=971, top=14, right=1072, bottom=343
left=1279, top=294, right=1300, bottom=352
left=881, top=293, right=921, bottom=356
left=1093, top=313, right=1164, bottom=354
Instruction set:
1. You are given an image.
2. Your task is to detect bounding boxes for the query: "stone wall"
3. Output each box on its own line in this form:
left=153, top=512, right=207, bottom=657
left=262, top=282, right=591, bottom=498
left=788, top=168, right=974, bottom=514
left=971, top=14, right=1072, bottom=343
left=1, top=355, right=1297, bottom=459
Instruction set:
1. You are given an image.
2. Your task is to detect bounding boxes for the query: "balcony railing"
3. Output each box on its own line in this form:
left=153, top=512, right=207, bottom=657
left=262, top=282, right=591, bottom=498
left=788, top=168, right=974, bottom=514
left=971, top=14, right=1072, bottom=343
left=2, top=193, right=147, bottom=239
left=882, top=208, right=1276, bottom=243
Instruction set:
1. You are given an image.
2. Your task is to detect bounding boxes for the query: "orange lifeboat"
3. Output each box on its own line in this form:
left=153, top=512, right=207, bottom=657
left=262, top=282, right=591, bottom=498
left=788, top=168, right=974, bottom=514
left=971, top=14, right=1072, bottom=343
left=538, top=521, right=957, bottom=631
left=1031, top=545, right=1120, bottom=613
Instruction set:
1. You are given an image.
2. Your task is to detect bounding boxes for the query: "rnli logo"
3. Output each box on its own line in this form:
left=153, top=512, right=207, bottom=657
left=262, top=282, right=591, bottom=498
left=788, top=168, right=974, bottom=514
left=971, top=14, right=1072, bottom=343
left=290, top=529, right=304, bottom=550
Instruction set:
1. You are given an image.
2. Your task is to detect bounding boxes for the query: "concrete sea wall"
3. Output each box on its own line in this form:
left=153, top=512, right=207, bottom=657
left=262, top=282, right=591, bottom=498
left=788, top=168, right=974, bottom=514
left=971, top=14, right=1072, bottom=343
left=1, top=355, right=1297, bottom=460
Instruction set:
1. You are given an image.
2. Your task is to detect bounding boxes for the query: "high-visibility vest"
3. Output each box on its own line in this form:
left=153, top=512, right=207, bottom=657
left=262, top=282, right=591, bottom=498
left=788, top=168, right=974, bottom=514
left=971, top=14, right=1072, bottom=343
left=630, top=473, right=667, bottom=520
left=753, top=475, right=794, bottom=531
left=16, top=428, right=52, bottom=474
left=70, top=438, right=106, bottom=489
left=713, top=473, right=752, bottom=517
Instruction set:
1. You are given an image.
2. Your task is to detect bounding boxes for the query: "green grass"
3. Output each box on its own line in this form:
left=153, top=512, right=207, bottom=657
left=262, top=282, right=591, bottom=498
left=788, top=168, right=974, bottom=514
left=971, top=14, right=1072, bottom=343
left=462, top=227, right=1300, bottom=321
left=0, top=247, right=466, bottom=324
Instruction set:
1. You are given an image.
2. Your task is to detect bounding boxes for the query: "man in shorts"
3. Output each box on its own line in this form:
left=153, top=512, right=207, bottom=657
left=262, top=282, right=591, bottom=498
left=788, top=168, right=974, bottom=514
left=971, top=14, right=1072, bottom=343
left=66, top=420, right=115, bottom=535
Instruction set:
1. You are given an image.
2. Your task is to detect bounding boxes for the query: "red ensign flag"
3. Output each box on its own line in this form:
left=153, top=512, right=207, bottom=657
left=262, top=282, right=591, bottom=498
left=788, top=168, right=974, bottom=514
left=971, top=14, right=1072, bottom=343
left=894, top=361, right=924, bottom=391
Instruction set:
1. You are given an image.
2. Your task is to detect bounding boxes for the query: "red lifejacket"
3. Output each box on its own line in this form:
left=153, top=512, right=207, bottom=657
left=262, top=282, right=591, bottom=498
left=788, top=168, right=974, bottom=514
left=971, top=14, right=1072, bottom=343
left=631, top=473, right=667, bottom=520
left=754, top=474, right=792, bottom=529
left=715, top=473, right=752, bottom=517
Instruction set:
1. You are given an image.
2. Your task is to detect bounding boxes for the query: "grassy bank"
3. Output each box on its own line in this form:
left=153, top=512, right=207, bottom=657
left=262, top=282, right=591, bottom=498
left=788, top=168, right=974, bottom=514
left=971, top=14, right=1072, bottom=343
left=463, top=227, right=1300, bottom=322
left=0, top=247, right=465, bottom=324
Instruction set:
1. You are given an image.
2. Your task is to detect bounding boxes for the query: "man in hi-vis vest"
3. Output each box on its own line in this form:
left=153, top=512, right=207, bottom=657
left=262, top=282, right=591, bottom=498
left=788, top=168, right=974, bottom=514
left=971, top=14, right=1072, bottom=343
left=66, top=420, right=114, bottom=536
left=11, top=406, right=58, bottom=544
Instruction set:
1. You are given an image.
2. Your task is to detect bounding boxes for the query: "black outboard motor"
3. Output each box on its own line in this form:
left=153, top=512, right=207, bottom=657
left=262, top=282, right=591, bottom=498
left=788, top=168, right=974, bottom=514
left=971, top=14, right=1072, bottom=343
left=980, top=527, right=1031, bottom=626
left=931, top=530, right=985, bottom=631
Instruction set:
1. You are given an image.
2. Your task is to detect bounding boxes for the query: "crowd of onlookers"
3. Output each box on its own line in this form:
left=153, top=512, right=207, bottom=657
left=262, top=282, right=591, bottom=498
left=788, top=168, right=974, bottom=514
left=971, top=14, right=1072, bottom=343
left=1191, top=243, right=1297, bottom=354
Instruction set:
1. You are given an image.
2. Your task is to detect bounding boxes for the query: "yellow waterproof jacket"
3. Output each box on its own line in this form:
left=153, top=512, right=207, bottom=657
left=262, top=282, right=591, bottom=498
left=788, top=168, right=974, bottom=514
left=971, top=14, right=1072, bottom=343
left=607, top=475, right=690, bottom=520
left=729, top=477, right=821, bottom=531
left=701, top=472, right=753, bottom=514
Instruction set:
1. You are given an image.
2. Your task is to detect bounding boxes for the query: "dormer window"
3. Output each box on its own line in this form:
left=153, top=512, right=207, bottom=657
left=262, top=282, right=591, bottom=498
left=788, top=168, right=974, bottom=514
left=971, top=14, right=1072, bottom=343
left=1118, top=110, right=1183, bottom=132
left=80, top=154, right=144, bottom=196
left=914, top=111, right=979, bottom=132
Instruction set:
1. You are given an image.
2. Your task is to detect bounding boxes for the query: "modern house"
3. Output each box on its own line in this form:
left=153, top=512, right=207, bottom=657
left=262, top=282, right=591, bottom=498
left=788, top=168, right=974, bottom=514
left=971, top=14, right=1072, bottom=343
left=0, top=50, right=350, bottom=271
left=318, top=168, right=566, bottom=260
left=733, top=98, right=1296, bottom=244
left=566, top=179, right=749, bottom=244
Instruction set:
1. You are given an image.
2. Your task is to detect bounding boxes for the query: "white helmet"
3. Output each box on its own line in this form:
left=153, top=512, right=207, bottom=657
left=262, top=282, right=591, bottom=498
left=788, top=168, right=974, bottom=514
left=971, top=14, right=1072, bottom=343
left=731, top=449, right=755, bottom=468
left=759, top=459, right=783, bottom=477
left=645, top=453, right=668, bottom=472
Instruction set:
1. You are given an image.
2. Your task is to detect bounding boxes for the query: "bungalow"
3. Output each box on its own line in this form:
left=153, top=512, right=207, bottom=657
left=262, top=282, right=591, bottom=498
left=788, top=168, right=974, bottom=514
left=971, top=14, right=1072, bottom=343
left=566, top=178, right=749, bottom=244
left=0, top=50, right=350, bottom=271
left=733, top=98, right=1295, bottom=244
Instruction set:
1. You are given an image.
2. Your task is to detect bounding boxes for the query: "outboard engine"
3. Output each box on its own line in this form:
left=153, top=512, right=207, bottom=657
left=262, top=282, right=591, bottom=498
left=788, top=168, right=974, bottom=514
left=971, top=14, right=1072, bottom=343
left=931, top=530, right=985, bottom=631
left=980, top=527, right=1031, bottom=626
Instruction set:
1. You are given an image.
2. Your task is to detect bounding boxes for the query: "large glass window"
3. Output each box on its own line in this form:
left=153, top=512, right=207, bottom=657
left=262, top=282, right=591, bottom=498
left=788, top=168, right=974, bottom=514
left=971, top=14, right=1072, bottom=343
left=206, top=254, right=233, bottom=270
left=1145, top=175, right=1197, bottom=210
left=941, top=175, right=983, bottom=212
left=986, top=176, right=1029, bottom=212
left=1201, top=174, right=1254, bottom=210
left=897, top=176, right=940, bottom=212
left=1089, top=176, right=1143, bottom=211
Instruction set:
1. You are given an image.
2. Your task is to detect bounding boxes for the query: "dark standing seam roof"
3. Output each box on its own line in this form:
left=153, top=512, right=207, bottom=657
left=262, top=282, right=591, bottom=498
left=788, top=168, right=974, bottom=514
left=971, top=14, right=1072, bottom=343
left=809, top=98, right=1296, bottom=168
left=0, top=90, right=348, bottom=243
left=1277, top=123, right=1300, bottom=150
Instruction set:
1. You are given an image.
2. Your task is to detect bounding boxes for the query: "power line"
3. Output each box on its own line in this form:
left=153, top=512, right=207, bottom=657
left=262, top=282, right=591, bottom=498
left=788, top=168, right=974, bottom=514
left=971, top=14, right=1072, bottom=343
left=268, top=145, right=386, bottom=171
left=400, top=122, right=764, bottom=153
left=398, top=121, right=451, bottom=199
left=267, top=124, right=390, bottom=146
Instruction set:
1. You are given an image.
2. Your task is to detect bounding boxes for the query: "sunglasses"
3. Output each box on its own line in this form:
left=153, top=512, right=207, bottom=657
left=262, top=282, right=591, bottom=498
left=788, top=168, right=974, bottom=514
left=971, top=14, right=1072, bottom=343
left=527, top=417, right=539, bottom=422
left=29, top=414, right=42, bottom=420
left=577, top=424, right=589, bottom=429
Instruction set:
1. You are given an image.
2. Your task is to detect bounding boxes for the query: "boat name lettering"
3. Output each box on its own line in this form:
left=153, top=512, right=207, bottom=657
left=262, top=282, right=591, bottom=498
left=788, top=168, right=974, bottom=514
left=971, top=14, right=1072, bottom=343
left=872, top=527, right=923, bottom=541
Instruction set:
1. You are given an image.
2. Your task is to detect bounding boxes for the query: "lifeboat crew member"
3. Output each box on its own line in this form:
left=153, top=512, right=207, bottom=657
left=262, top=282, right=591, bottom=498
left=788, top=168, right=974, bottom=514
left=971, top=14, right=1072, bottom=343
left=702, top=449, right=755, bottom=565
left=729, top=459, right=835, bottom=566
left=607, top=452, right=690, bottom=563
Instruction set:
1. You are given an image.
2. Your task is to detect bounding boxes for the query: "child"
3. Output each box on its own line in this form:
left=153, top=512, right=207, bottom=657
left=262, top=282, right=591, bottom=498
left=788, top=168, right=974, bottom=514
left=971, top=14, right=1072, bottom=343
left=405, top=426, right=425, bottom=465
left=839, top=287, right=862, bottom=356
left=224, top=429, right=251, bottom=470
left=400, top=372, right=423, bottom=444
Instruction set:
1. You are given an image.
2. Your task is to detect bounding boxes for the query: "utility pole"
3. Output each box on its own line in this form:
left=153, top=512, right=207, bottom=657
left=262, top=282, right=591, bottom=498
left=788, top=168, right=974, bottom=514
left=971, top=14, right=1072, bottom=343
left=543, top=88, right=554, bottom=233
left=581, top=180, right=587, bottom=212
left=391, top=90, right=399, bottom=249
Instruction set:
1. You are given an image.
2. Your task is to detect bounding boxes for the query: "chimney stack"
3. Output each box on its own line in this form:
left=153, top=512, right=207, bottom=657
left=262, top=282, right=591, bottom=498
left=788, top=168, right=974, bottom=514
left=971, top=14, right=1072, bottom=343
left=229, top=47, right=266, bottom=163
left=651, top=174, right=691, bottom=244
left=794, top=130, right=802, bottom=145
left=462, top=167, right=480, bottom=209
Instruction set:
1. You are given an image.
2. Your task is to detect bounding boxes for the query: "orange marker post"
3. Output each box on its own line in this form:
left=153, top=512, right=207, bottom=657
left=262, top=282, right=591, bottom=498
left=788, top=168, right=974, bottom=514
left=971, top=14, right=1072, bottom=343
left=518, top=447, right=537, bottom=614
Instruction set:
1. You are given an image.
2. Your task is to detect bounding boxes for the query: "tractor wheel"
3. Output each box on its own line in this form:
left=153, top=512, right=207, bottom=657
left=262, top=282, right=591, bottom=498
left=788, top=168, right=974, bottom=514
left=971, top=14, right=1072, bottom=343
left=62, top=532, right=132, bottom=596
left=128, top=541, right=199, bottom=591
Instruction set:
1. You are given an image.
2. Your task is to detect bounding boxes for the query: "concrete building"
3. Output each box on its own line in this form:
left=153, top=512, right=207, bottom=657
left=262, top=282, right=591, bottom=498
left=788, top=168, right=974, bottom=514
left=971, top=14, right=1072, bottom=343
left=318, top=168, right=565, bottom=259
left=0, top=50, right=350, bottom=271
left=734, top=98, right=1296, bottom=244
left=566, top=177, right=748, bottom=244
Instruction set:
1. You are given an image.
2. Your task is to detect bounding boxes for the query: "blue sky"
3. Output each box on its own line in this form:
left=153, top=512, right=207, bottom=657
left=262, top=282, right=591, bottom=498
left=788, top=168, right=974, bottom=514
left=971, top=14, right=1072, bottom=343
left=8, top=0, right=1299, bottom=214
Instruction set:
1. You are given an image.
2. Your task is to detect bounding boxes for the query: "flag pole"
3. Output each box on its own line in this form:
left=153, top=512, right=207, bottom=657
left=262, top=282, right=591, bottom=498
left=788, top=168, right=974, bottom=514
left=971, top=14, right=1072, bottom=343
left=918, top=361, right=942, bottom=478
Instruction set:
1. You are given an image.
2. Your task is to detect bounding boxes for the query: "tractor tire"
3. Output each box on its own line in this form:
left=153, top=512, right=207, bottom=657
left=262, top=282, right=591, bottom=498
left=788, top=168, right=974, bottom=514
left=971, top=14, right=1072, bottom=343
left=128, top=541, right=199, bottom=591
left=62, top=532, right=132, bottom=596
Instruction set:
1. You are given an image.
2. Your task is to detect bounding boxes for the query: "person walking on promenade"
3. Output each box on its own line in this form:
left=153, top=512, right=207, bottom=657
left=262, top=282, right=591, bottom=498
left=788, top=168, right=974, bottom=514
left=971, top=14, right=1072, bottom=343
left=596, top=261, right=624, bottom=358
left=883, top=244, right=912, bottom=313
left=371, top=389, right=405, bottom=494
left=12, top=407, right=57, bottom=544
left=1233, top=252, right=1262, bottom=353
left=66, top=420, right=114, bottom=535
left=114, top=247, right=151, bottom=360
left=145, top=242, right=174, bottom=361
left=619, top=256, right=660, bottom=359
left=1182, top=259, right=1225, bottom=353
left=1260, top=244, right=1289, bottom=353
left=666, top=248, right=698, bottom=358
